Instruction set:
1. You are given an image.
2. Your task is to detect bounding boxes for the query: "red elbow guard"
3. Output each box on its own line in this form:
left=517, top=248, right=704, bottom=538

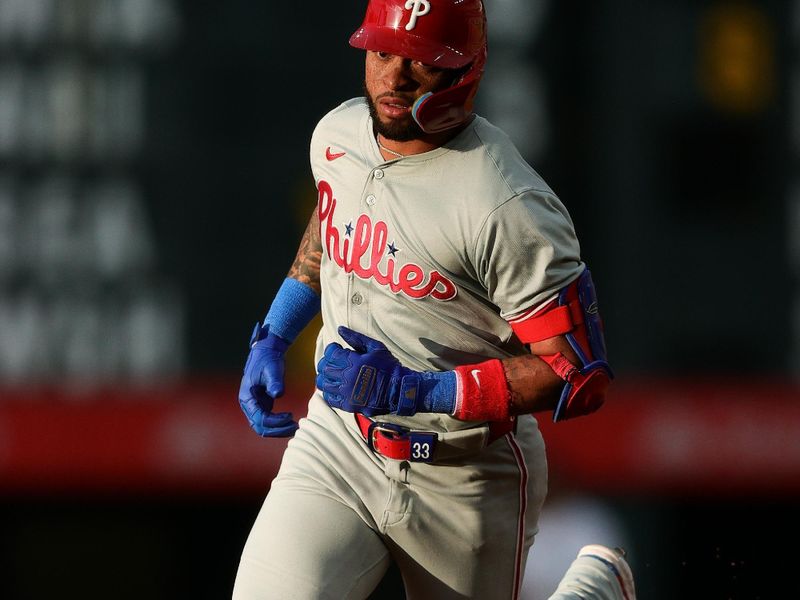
left=452, top=358, right=511, bottom=422
left=508, top=268, right=613, bottom=422
left=540, top=353, right=611, bottom=421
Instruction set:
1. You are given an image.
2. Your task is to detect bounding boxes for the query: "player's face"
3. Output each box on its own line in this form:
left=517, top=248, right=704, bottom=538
left=364, top=51, right=454, bottom=141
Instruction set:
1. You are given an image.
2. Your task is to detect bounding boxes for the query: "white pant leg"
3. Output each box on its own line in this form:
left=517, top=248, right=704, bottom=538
left=233, top=393, right=394, bottom=600
left=233, top=488, right=391, bottom=600
left=235, top=395, right=549, bottom=600
left=384, top=415, right=548, bottom=600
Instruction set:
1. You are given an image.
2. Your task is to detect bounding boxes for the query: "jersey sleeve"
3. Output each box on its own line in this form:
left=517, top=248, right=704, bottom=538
left=473, top=189, right=584, bottom=320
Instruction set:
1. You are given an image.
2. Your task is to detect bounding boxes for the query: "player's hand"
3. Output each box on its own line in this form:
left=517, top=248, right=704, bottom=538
left=316, top=326, right=407, bottom=416
left=316, top=326, right=423, bottom=416
left=238, top=323, right=299, bottom=437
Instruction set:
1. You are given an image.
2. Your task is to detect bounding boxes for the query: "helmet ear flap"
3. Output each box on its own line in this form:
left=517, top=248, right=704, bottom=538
left=411, top=48, right=486, bottom=134
left=411, top=78, right=479, bottom=134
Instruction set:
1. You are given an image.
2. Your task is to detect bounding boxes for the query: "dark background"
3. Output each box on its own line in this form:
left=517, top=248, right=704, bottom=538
left=0, top=1, right=798, bottom=598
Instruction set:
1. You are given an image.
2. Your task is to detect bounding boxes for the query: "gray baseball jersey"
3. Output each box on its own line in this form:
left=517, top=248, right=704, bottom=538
left=311, top=98, right=583, bottom=433
left=234, top=99, right=586, bottom=599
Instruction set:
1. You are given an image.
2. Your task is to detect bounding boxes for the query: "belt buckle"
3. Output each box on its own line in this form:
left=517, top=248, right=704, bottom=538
left=366, top=421, right=408, bottom=453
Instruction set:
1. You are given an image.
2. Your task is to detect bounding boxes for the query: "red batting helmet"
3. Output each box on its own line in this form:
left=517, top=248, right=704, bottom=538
left=350, top=0, right=487, bottom=134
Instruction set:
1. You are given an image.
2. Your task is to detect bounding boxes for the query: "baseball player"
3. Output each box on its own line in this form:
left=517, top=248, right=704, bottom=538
left=233, top=1, right=616, bottom=598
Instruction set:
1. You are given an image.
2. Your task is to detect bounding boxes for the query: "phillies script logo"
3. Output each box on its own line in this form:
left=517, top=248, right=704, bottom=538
left=318, top=180, right=457, bottom=301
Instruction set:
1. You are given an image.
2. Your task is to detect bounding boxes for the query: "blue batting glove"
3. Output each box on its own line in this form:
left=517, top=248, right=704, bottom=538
left=238, top=322, right=298, bottom=437
left=315, top=326, right=455, bottom=417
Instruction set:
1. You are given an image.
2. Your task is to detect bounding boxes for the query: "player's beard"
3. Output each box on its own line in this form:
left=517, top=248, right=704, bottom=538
left=364, top=82, right=424, bottom=142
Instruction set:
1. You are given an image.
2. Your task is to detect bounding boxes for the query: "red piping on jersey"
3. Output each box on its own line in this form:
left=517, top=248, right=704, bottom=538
left=506, top=433, right=528, bottom=600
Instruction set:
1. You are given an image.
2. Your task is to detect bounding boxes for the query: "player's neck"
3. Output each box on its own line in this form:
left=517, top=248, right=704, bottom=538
left=377, top=119, right=471, bottom=160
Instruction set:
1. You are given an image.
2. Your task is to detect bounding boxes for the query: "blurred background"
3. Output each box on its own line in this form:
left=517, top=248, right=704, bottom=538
left=0, top=0, right=797, bottom=598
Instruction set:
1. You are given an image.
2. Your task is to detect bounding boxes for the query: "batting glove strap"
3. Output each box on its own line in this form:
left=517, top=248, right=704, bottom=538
left=396, top=375, right=421, bottom=416
left=395, top=370, right=458, bottom=416
left=452, top=358, right=511, bottom=422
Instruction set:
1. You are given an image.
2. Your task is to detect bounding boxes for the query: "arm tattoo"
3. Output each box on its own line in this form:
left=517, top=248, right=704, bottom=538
left=287, top=209, right=322, bottom=295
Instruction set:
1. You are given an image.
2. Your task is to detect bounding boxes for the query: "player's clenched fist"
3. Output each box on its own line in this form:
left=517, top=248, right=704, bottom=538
left=238, top=323, right=299, bottom=437
left=316, top=326, right=456, bottom=417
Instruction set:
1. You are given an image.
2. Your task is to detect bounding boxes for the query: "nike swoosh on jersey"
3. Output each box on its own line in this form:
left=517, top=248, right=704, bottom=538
left=325, top=147, right=346, bottom=161
left=470, top=369, right=481, bottom=387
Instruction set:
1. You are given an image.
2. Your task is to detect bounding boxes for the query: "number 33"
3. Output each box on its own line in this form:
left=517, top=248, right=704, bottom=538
left=412, top=441, right=430, bottom=460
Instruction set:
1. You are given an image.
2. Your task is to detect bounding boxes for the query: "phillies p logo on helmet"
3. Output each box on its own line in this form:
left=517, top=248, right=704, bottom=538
left=405, top=0, right=431, bottom=30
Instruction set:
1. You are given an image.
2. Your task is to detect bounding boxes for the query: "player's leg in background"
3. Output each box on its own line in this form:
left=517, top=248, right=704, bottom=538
left=548, top=545, right=636, bottom=600
left=520, top=492, right=632, bottom=599
left=232, top=486, right=391, bottom=600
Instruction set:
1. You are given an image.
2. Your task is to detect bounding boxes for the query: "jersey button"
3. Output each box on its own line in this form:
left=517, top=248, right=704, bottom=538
left=351, top=293, right=363, bottom=305
left=366, top=195, right=376, bottom=206
left=373, top=169, right=384, bottom=180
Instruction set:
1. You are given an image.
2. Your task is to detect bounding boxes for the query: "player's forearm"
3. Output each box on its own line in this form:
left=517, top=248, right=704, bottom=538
left=502, top=353, right=565, bottom=415
left=287, top=208, right=323, bottom=295
left=256, top=209, right=322, bottom=344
